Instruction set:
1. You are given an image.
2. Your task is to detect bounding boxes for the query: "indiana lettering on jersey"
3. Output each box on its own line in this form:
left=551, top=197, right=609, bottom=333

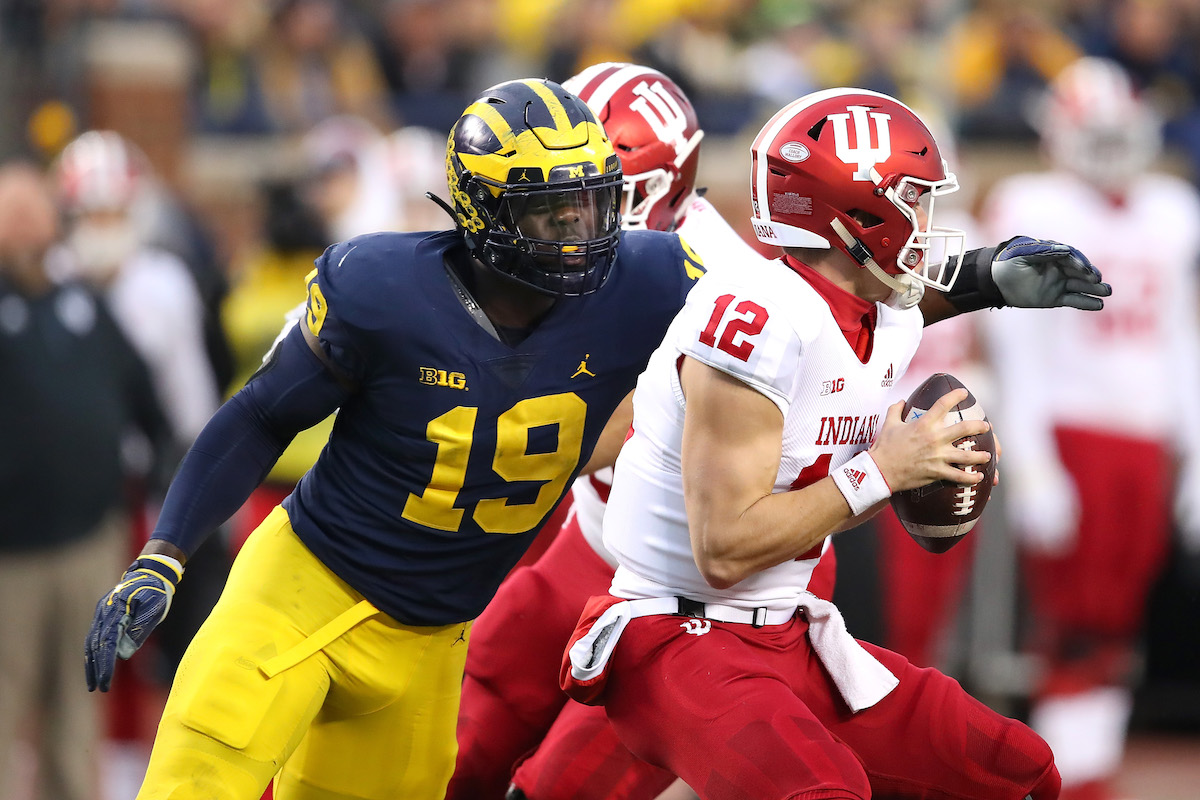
left=814, top=414, right=880, bottom=446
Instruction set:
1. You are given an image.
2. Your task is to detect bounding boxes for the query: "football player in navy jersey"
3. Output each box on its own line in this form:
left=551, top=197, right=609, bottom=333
left=82, top=78, right=707, bottom=800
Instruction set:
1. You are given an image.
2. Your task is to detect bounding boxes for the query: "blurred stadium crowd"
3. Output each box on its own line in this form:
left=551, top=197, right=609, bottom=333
left=2, top=1, right=1200, bottom=799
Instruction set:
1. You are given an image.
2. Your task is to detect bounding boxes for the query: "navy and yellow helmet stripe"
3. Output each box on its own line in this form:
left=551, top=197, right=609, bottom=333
left=450, top=79, right=619, bottom=196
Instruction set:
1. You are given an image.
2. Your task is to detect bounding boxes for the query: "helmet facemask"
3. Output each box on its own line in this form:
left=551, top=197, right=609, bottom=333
left=875, top=163, right=965, bottom=293
left=465, top=166, right=622, bottom=296
left=447, top=78, right=624, bottom=296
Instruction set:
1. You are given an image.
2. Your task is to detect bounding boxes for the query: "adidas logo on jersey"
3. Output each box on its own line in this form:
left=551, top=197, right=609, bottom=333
left=843, top=467, right=868, bottom=491
left=881, top=363, right=894, bottom=387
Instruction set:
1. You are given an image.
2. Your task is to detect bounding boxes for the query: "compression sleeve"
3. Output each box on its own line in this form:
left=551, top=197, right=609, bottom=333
left=151, top=323, right=351, bottom=557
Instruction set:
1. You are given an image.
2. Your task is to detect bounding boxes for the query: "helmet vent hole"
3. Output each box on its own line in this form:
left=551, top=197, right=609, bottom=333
left=616, top=143, right=634, bottom=152
left=769, top=167, right=788, bottom=177
left=848, top=209, right=884, bottom=229
left=807, top=118, right=828, bottom=141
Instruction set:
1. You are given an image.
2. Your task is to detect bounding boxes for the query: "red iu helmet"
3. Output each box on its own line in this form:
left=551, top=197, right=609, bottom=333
left=1036, top=57, right=1161, bottom=192
left=564, top=62, right=703, bottom=232
left=55, top=130, right=147, bottom=214
left=750, top=88, right=964, bottom=307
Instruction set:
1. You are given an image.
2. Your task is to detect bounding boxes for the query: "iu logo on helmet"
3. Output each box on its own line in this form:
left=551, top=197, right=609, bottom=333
left=630, top=80, right=692, bottom=154
left=828, top=105, right=892, bottom=181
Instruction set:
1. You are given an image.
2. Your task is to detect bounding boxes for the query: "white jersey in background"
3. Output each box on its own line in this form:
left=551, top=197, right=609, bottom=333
left=983, top=170, right=1200, bottom=444
left=572, top=194, right=770, bottom=565
left=604, top=257, right=923, bottom=610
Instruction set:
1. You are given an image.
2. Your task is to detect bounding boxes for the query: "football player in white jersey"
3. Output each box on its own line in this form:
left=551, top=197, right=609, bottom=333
left=448, top=62, right=791, bottom=800
left=982, top=57, right=1200, bottom=800
left=561, top=87, right=1112, bottom=800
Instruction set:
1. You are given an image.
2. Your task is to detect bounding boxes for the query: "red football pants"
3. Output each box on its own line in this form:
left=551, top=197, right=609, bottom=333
left=603, top=612, right=1060, bottom=800
left=452, top=512, right=840, bottom=800
left=1024, top=427, right=1170, bottom=694
left=448, top=514, right=615, bottom=799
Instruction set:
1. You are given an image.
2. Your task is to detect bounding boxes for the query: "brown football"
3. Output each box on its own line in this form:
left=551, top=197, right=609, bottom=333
left=889, top=372, right=995, bottom=553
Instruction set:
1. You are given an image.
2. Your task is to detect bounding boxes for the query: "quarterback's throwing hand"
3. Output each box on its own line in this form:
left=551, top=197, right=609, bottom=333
left=991, top=236, right=1112, bottom=310
left=84, top=555, right=183, bottom=692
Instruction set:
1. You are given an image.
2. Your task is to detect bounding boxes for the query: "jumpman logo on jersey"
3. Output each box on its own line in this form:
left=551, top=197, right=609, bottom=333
left=452, top=627, right=467, bottom=646
left=571, top=354, right=596, bottom=378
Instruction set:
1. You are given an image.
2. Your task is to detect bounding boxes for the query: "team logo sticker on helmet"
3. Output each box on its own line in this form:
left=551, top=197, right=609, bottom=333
left=828, top=105, right=892, bottom=180
left=779, top=142, right=810, bottom=163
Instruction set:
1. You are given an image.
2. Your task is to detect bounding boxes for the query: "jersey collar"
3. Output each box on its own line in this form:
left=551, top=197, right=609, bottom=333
left=781, top=254, right=877, bottom=331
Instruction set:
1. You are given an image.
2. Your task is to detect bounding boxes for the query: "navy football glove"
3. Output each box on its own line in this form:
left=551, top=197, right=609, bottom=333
left=85, top=555, right=183, bottom=692
left=990, top=236, right=1112, bottom=310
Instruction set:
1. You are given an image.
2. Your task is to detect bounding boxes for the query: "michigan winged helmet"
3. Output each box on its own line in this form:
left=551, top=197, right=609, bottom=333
left=446, top=78, right=623, bottom=296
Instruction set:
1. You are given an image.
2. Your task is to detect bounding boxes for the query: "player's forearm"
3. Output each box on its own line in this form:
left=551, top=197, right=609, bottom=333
left=150, top=393, right=294, bottom=558
left=688, top=480, right=852, bottom=589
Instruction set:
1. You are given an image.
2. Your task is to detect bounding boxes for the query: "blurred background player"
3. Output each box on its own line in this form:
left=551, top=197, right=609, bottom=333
left=52, top=130, right=221, bottom=464
left=982, top=56, right=1200, bottom=800
left=50, top=130, right=229, bottom=793
left=0, top=160, right=168, bottom=800
left=447, top=61, right=833, bottom=800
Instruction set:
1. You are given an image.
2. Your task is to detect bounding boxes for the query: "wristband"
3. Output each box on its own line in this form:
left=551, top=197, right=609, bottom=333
left=831, top=451, right=892, bottom=517
left=130, top=554, right=184, bottom=585
left=944, top=244, right=1005, bottom=312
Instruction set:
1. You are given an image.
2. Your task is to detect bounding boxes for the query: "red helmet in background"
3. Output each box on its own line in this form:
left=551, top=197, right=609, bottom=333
left=750, top=88, right=964, bottom=307
left=1036, top=56, right=1161, bottom=192
left=55, top=130, right=147, bottom=214
left=564, top=62, right=703, bottom=232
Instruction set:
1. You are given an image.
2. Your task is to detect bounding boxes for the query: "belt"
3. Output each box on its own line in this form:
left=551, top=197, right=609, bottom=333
left=622, top=595, right=797, bottom=628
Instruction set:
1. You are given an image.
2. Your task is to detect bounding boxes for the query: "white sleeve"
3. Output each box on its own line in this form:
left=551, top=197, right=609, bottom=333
left=675, top=282, right=801, bottom=416
left=119, top=254, right=221, bottom=444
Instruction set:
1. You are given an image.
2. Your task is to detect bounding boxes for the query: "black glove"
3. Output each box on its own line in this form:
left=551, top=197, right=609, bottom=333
left=947, top=236, right=1112, bottom=312
left=84, top=554, right=183, bottom=692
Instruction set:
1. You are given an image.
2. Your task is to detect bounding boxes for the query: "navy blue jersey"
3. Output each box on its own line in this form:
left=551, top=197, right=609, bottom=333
left=283, top=228, right=703, bottom=625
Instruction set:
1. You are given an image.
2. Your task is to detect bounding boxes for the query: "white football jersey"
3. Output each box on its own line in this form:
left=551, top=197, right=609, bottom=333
left=574, top=195, right=771, bottom=565
left=983, top=170, right=1200, bottom=443
left=604, top=258, right=923, bottom=609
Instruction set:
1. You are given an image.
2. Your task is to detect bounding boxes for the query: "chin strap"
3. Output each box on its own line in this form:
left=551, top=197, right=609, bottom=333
left=829, top=218, right=924, bottom=310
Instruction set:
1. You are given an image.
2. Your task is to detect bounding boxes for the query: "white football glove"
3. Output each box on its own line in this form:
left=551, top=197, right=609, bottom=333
left=1005, top=459, right=1080, bottom=555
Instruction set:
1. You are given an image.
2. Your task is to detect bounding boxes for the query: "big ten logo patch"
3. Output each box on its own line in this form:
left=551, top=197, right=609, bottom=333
left=821, top=377, right=845, bottom=395
left=419, top=367, right=468, bottom=390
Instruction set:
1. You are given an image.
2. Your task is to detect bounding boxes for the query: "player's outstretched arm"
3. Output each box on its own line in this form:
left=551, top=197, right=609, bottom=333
left=84, top=324, right=350, bottom=692
left=936, top=236, right=1111, bottom=316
